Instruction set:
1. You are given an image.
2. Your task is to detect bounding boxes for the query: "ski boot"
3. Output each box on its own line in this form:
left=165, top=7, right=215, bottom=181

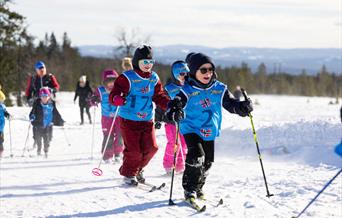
left=44, top=148, right=49, bottom=158
left=103, top=159, right=111, bottom=164
left=184, top=190, right=196, bottom=201
left=123, top=176, right=138, bottom=186
left=114, top=154, right=122, bottom=163
left=196, top=189, right=206, bottom=200
left=165, top=168, right=172, bottom=176
left=136, top=170, right=145, bottom=184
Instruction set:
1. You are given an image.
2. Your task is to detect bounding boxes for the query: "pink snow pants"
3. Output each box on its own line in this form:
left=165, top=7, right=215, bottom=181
left=101, top=115, right=124, bottom=160
left=163, top=123, right=187, bottom=172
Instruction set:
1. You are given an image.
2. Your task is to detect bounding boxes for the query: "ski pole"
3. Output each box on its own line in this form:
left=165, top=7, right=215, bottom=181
left=21, top=123, right=31, bottom=157
left=92, top=106, right=120, bottom=176
left=8, top=117, right=13, bottom=157
left=62, top=127, right=71, bottom=146
left=91, top=106, right=96, bottom=159
left=293, top=168, right=342, bottom=218
left=169, top=121, right=180, bottom=205
left=241, top=88, right=274, bottom=198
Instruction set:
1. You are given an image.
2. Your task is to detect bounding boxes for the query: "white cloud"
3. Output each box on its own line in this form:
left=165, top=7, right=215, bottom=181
left=11, top=0, right=342, bottom=48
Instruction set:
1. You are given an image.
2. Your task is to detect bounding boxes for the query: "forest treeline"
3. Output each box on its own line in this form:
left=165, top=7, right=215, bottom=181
left=1, top=1, right=341, bottom=106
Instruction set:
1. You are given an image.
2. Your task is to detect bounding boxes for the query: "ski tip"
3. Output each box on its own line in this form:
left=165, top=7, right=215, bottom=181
left=200, top=205, right=206, bottom=212
left=149, top=186, right=157, bottom=192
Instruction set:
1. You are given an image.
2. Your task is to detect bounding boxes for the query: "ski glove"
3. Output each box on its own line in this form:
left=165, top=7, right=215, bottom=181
left=239, top=99, right=253, bottom=117
left=166, top=97, right=184, bottom=122
left=112, top=95, right=126, bottom=106
left=4, top=111, right=10, bottom=119
left=154, top=121, right=162, bottom=129
left=88, top=95, right=100, bottom=106
left=29, top=114, right=36, bottom=122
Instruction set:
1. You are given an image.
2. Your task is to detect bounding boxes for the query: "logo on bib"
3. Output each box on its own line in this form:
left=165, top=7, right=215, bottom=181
left=137, top=112, right=148, bottom=119
left=200, top=128, right=212, bottom=137
left=140, top=86, right=150, bottom=94
left=200, top=98, right=211, bottom=108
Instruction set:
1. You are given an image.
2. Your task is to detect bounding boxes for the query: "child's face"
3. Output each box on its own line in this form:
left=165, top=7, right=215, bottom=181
left=177, top=72, right=187, bottom=85
left=40, top=96, right=50, bottom=104
left=138, top=59, right=154, bottom=72
left=36, top=67, right=46, bottom=77
left=195, top=63, right=214, bottom=85
left=105, top=81, right=114, bottom=90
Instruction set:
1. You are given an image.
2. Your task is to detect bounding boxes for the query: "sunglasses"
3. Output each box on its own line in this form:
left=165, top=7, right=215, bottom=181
left=179, top=72, right=187, bottom=76
left=141, top=59, right=155, bottom=65
left=199, top=67, right=214, bottom=74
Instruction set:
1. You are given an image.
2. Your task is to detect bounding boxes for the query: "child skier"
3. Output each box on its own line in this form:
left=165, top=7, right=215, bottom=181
left=92, top=70, right=124, bottom=163
left=109, top=45, right=170, bottom=185
left=155, top=60, right=189, bottom=174
left=29, top=87, right=64, bottom=157
left=121, top=57, right=133, bottom=72
left=166, top=53, right=253, bottom=201
left=0, top=85, right=10, bottom=158
left=74, top=75, right=93, bottom=125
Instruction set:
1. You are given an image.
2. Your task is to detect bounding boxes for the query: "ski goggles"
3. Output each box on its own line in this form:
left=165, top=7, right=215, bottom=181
left=172, top=64, right=190, bottom=78
left=174, top=70, right=188, bottom=78
left=199, top=67, right=214, bottom=74
left=140, top=59, right=155, bottom=65
left=40, top=94, right=50, bottom=98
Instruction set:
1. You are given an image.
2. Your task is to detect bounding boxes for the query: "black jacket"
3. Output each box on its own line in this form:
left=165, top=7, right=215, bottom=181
left=25, top=74, right=60, bottom=101
left=74, top=81, right=93, bottom=107
left=29, top=99, right=64, bottom=127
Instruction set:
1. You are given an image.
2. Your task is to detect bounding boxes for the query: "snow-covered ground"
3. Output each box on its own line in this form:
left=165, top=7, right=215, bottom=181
left=0, top=92, right=341, bottom=218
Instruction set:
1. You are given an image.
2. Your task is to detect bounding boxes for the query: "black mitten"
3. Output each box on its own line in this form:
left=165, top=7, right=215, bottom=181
left=239, top=98, right=253, bottom=117
left=154, top=121, right=162, bottom=129
left=166, top=97, right=184, bottom=122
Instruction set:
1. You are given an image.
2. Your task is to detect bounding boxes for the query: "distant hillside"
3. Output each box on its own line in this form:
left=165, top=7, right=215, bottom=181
left=78, top=45, right=342, bottom=75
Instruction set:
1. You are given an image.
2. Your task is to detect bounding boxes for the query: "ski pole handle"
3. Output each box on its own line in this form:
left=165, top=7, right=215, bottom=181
left=240, top=88, right=248, bottom=101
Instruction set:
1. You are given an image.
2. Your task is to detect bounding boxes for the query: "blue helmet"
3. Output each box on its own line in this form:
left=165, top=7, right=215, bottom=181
left=34, top=61, right=45, bottom=70
left=171, top=61, right=189, bottom=82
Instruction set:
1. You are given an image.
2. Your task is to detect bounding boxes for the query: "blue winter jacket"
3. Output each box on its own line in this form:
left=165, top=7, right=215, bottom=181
left=0, top=103, right=8, bottom=132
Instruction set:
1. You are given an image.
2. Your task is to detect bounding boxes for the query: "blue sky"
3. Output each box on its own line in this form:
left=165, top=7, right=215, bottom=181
left=11, top=0, right=342, bottom=48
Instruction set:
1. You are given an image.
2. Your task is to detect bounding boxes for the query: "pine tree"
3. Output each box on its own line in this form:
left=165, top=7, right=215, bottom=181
left=47, top=32, right=59, bottom=59
left=0, top=0, right=31, bottom=105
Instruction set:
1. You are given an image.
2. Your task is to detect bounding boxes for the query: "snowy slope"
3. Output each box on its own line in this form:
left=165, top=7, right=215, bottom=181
left=0, top=92, right=341, bottom=218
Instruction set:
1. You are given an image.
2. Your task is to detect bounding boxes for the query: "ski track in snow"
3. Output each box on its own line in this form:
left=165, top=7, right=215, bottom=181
left=0, top=93, right=341, bottom=218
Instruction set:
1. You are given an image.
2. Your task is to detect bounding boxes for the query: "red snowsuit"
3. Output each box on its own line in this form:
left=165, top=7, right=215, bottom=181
left=109, top=69, right=170, bottom=177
